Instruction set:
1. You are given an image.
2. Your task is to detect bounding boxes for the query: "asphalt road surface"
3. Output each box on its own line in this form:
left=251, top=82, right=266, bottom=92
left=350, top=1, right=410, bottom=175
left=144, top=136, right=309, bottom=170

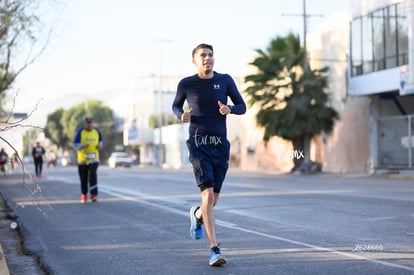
left=0, top=165, right=414, bottom=275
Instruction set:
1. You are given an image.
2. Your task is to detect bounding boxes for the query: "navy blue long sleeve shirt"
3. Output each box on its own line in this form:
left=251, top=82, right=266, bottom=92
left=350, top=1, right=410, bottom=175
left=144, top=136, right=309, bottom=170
left=172, top=72, right=246, bottom=140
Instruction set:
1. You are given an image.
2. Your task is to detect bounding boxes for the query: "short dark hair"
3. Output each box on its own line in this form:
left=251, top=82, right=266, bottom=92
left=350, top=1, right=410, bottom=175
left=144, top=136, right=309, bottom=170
left=84, top=117, right=93, bottom=123
left=192, top=43, right=213, bottom=58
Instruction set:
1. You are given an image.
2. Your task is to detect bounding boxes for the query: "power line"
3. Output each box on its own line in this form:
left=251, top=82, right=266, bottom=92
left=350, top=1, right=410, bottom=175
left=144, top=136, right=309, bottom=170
left=281, top=0, right=324, bottom=70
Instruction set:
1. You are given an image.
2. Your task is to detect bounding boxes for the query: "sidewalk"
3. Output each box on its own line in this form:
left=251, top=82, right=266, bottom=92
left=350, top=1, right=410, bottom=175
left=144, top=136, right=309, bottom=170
left=374, top=168, right=414, bottom=180
left=0, top=239, right=10, bottom=275
left=0, top=174, right=45, bottom=275
left=0, top=190, right=16, bottom=275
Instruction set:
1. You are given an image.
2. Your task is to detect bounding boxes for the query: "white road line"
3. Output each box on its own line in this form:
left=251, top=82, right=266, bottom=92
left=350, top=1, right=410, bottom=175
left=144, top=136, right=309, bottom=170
left=99, top=186, right=414, bottom=273
left=222, top=225, right=414, bottom=272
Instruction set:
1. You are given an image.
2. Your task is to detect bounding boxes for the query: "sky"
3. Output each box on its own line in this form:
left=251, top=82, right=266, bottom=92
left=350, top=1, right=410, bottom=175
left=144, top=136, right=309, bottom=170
left=8, top=0, right=351, bottom=126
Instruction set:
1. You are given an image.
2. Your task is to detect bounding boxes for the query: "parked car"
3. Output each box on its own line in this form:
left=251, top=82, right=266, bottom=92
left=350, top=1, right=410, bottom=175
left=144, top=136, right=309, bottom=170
left=107, top=152, right=133, bottom=168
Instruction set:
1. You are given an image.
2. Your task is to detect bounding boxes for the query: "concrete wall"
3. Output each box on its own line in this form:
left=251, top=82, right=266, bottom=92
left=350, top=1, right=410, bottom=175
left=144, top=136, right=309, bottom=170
left=310, top=13, right=371, bottom=173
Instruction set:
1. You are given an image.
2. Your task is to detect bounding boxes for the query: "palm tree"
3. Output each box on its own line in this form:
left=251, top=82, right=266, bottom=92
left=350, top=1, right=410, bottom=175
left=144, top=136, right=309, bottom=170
left=244, top=33, right=339, bottom=172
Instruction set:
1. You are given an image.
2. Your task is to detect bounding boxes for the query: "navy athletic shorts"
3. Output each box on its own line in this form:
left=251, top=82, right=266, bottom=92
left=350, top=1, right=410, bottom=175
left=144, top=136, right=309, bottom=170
left=186, top=137, right=230, bottom=193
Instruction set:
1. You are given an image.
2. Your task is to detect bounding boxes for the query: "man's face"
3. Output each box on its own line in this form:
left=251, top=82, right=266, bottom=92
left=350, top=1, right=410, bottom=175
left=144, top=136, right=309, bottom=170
left=192, top=48, right=214, bottom=74
left=85, top=122, right=93, bottom=131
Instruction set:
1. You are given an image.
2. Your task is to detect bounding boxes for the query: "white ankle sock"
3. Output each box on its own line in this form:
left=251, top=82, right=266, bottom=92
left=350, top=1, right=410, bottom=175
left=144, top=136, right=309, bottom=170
left=195, top=208, right=202, bottom=219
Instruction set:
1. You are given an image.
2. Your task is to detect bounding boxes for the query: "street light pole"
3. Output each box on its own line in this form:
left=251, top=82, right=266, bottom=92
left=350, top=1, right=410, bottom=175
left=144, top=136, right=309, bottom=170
left=155, top=38, right=172, bottom=167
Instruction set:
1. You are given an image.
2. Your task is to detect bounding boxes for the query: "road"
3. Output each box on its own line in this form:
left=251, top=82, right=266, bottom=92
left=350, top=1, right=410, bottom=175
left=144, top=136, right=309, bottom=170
left=0, top=165, right=414, bottom=275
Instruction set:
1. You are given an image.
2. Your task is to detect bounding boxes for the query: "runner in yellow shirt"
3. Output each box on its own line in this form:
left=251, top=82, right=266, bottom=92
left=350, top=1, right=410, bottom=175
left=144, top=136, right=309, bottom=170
left=73, top=117, right=103, bottom=203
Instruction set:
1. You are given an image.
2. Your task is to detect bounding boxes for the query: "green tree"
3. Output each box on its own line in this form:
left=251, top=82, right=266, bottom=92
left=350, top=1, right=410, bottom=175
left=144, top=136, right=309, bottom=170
left=244, top=33, right=339, bottom=172
left=0, top=0, right=51, bottom=110
left=45, top=100, right=115, bottom=160
left=44, top=108, right=67, bottom=148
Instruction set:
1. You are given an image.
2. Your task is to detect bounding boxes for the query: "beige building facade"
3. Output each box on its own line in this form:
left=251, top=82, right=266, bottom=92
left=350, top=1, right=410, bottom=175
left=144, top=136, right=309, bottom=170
left=236, top=12, right=371, bottom=174
left=237, top=0, right=414, bottom=173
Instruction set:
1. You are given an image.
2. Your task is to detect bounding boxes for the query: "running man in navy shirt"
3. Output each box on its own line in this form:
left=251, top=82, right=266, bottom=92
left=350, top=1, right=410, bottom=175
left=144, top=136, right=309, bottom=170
left=172, top=43, right=246, bottom=266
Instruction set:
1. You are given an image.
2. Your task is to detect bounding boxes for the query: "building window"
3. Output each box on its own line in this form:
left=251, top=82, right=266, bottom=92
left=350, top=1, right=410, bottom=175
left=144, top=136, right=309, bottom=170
left=397, top=3, right=408, bottom=66
left=385, top=5, right=397, bottom=69
left=350, top=2, right=408, bottom=77
left=362, top=15, right=374, bottom=73
left=373, top=9, right=385, bottom=71
left=351, top=18, right=363, bottom=76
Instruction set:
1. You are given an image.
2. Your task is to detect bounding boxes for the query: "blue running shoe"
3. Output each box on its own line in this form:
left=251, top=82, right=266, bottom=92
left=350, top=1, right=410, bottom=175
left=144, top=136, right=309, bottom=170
left=189, top=206, right=203, bottom=239
left=209, top=245, right=227, bottom=266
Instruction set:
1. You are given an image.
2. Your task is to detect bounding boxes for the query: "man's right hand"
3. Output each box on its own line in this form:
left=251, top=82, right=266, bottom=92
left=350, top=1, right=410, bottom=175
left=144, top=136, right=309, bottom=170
left=181, top=108, right=192, bottom=122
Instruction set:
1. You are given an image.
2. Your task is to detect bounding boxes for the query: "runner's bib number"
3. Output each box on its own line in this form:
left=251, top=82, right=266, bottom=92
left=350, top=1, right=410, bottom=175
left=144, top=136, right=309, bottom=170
left=84, top=153, right=96, bottom=159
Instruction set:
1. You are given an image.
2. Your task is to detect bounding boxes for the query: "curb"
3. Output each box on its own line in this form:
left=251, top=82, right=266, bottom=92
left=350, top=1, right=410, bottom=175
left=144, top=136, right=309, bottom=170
left=386, top=174, right=414, bottom=180
left=0, top=243, right=10, bottom=275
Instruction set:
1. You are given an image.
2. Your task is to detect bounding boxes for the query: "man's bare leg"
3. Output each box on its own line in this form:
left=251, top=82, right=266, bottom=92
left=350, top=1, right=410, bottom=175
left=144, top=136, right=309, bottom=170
left=198, top=188, right=219, bottom=247
left=197, top=188, right=226, bottom=266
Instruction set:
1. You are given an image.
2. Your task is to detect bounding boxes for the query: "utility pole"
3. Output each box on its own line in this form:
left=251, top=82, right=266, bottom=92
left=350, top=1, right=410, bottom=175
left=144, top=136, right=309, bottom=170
left=282, top=0, right=323, bottom=167
left=302, top=0, right=308, bottom=70
left=282, top=0, right=323, bottom=70
left=302, top=0, right=310, bottom=164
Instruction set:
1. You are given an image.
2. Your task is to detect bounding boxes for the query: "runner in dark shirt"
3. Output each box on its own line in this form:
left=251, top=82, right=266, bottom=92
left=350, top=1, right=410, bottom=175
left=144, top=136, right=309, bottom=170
left=172, top=43, right=246, bottom=267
